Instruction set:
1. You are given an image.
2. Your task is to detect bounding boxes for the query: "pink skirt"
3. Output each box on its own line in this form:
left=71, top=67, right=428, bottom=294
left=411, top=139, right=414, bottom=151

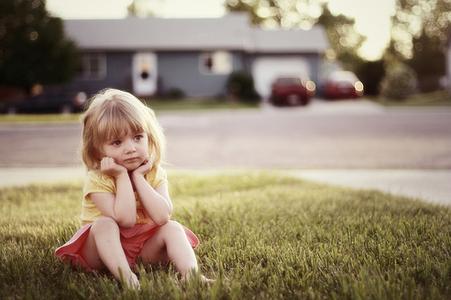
left=55, top=222, right=199, bottom=271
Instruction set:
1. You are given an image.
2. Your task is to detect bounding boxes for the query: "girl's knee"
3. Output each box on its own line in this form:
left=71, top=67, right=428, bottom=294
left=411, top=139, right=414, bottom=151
left=161, top=220, right=184, bottom=234
left=91, top=216, right=119, bottom=235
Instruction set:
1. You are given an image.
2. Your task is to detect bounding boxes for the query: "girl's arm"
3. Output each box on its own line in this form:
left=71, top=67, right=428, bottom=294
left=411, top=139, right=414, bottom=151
left=132, top=162, right=173, bottom=225
left=90, top=158, right=137, bottom=228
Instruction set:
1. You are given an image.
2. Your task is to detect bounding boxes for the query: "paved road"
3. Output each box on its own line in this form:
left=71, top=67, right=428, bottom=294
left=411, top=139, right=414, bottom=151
left=0, top=100, right=450, bottom=206
left=1, top=100, right=451, bottom=169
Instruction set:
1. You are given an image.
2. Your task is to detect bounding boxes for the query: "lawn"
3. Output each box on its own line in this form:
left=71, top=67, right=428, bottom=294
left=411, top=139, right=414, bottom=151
left=0, top=113, right=82, bottom=123
left=143, top=98, right=259, bottom=111
left=373, top=90, right=451, bottom=107
left=0, top=98, right=258, bottom=123
left=1, top=172, right=450, bottom=299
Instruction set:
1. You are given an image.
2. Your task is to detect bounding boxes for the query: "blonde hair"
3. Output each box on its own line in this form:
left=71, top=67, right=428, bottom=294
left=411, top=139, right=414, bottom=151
left=81, top=88, right=165, bottom=170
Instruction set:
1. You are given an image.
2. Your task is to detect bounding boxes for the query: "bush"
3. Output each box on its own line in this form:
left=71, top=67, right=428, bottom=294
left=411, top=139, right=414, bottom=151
left=380, top=63, right=418, bottom=100
left=226, top=71, right=260, bottom=103
left=165, top=87, right=185, bottom=99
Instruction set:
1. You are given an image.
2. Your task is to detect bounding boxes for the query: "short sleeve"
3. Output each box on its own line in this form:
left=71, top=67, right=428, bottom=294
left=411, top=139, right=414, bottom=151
left=147, top=166, right=168, bottom=188
left=83, top=170, right=116, bottom=199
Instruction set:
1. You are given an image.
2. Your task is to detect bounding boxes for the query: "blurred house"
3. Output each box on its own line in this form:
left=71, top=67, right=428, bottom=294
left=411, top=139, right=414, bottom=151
left=63, top=13, right=329, bottom=99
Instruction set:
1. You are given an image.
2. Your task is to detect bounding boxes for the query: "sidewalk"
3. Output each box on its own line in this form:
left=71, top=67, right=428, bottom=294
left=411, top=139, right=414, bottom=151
left=292, top=169, right=451, bottom=207
left=0, top=167, right=449, bottom=207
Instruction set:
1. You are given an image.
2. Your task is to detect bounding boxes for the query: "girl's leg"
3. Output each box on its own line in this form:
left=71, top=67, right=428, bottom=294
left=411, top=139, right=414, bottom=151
left=139, top=220, right=198, bottom=277
left=81, top=216, right=139, bottom=288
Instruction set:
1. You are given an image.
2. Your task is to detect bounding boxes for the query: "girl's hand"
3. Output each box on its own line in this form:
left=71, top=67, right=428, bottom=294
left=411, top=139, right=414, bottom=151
left=100, top=157, right=127, bottom=177
left=132, top=159, right=152, bottom=177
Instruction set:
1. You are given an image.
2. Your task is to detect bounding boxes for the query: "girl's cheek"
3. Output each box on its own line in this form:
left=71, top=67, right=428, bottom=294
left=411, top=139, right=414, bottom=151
left=94, top=148, right=103, bottom=160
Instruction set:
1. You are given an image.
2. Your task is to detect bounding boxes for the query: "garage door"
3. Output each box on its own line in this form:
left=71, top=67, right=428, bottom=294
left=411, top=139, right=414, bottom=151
left=252, top=56, right=310, bottom=99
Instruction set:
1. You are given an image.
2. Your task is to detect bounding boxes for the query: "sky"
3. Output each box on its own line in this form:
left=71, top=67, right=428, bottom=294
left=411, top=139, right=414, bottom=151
left=46, top=0, right=396, bottom=61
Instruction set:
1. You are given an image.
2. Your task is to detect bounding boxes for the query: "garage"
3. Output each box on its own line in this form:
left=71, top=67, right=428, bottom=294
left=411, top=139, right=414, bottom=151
left=251, top=56, right=311, bottom=99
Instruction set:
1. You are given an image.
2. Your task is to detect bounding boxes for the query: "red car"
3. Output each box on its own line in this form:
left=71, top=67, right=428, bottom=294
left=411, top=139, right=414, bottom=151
left=270, top=76, right=316, bottom=106
left=323, top=71, right=364, bottom=99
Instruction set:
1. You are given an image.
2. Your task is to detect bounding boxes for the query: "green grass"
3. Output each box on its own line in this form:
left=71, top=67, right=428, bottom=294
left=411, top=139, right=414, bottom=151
left=0, top=98, right=258, bottom=123
left=143, top=98, right=259, bottom=111
left=1, top=172, right=450, bottom=299
left=0, top=113, right=82, bottom=123
left=373, top=90, right=451, bottom=107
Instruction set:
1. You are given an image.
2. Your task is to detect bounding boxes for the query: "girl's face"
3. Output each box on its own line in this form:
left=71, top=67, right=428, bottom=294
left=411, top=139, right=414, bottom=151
left=101, top=128, right=150, bottom=171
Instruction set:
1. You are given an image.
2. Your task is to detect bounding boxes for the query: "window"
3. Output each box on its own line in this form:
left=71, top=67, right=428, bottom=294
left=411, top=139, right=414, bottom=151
left=79, top=53, right=107, bottom=80
left=200, top=51, right=232, bottom=75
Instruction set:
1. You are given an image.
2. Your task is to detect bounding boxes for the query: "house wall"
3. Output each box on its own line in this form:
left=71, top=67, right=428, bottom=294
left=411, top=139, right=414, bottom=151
left=157, top=51, right=244, bottom=97
left=65, top=52, right=133, bottom=96
left=64, top=50, right=323, bottom=99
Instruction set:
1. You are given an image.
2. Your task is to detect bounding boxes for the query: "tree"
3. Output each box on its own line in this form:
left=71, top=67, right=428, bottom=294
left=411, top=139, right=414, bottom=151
left=225, top=1, right=365, bottom=71
left=391, top=0, right=450, bottom=58
left=316, top=5, right=365, bottom=71
left=380, top=62, right=418, bottom=100
left=389, top=0, right=450, bottom=91
left=408, top=29, right=446, bottom=92
left=0, top=0, right=78, bottom=93
left=225, top=0, right=331, bottom=28
left=355, top=60, right=385, bottom=96
left=127, top=0, right=156, bottom=17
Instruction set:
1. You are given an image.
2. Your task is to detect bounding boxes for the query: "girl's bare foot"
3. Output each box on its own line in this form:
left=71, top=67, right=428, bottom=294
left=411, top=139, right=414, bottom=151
left=181, top=270, right=214, bottom=285
left=125, top=273, right=141, bottom=290
left=199, top=274, right=215, bottom=285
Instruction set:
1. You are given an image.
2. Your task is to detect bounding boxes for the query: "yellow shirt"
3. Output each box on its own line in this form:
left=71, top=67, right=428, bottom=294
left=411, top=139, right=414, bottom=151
left=80, top=166, right=167, bottom=226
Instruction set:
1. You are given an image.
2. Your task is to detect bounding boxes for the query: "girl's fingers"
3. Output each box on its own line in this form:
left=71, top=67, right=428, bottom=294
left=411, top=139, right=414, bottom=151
left=101, top=157, right=108, bottom=167
left=101, top=157, right=115, bottom=170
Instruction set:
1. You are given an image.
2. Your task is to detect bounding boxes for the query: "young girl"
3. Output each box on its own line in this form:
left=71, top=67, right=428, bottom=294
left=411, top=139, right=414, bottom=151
left=55, top=88, right=207, bottom=289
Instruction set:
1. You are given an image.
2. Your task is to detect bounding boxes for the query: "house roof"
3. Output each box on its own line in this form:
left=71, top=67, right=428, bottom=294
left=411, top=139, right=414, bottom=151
left=250, top=27, right=329, bottom=53
left=64, top=13, right=329, bottom=53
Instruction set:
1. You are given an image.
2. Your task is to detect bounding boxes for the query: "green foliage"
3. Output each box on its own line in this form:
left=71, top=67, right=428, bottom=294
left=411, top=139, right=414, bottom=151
left=408, top=30, right=446, bottom=92
left=0, top=0, right=79, bottom=91
left=226, top=71, right=260, bottom=103
left=380, top=63, right=418, bottom=100
left=226, top=0, right=320, bottom=27
left=389, top=0, right=450, bottom=93
left=376, top=90, right=451, bottom=107
left=1, top=173, right=451, bottom=299
left=316, top=5, right=365, bottom=71
left=225, top=1, right=365, bottom=71
left=127, top=0, right=155, bottom=17
left=391, top=0, right=450, bottom=58
left=164, top=87, right=185, bottom=99
left=225, top=0, right=264, bottom=25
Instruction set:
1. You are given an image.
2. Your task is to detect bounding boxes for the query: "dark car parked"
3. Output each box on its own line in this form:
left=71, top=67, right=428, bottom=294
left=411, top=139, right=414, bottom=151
left=270, top=76, right=316, bottom=106
left=323, top=71, right=364, bottom=100
left=0, top=87, right=87, bottom=114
